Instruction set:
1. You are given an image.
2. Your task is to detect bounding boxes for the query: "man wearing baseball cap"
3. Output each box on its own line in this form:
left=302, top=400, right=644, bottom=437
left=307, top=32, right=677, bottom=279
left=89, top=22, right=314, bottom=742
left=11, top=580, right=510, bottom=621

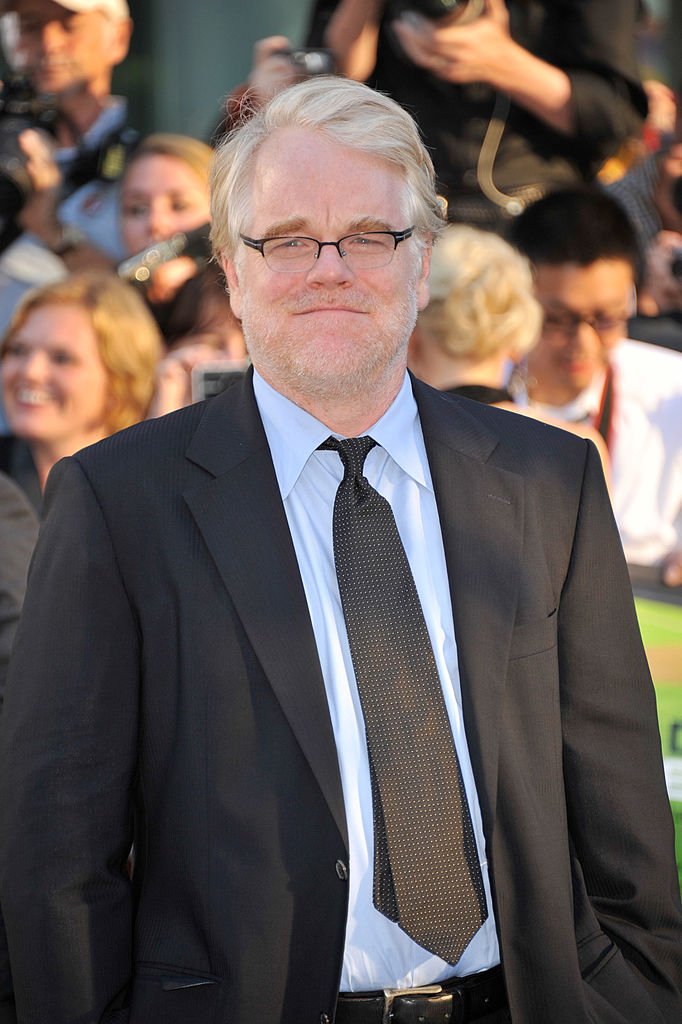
left=0, top=0, right=135, bottom=332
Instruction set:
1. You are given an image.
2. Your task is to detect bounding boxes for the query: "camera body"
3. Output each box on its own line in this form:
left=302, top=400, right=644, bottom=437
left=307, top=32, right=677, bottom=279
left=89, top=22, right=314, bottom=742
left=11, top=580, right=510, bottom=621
left=191, top=359, right=250, bottom=403
left=0, top=77, right=56, bottom=222
left=283, top=48, right=337, bottom=77
left=388, top=0, right=483, bottom=23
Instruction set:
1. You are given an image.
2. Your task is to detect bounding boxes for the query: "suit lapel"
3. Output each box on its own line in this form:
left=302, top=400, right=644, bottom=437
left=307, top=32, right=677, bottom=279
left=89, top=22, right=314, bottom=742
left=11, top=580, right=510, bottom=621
left=414, top=379, right=524, bottom=834
left=183, top=373, right=347, bottom=846
left=182, top=374, right=523, bottom=848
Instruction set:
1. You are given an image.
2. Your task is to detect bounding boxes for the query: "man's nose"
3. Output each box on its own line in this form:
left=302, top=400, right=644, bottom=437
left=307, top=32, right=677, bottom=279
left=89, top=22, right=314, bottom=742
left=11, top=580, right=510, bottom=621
left=305, top=242, right=355, bottom=285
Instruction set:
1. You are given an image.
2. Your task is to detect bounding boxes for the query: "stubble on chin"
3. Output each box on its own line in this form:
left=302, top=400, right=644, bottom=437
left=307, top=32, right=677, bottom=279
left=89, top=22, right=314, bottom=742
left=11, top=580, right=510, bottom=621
left=240, top=290, right=420, bottom=407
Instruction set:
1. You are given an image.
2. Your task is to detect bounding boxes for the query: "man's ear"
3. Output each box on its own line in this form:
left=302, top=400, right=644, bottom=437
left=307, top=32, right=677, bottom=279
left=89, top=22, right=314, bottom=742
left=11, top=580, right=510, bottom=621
left=221, top=256, right=243, bottom=321
left=109, top=18, right=133, bottom=68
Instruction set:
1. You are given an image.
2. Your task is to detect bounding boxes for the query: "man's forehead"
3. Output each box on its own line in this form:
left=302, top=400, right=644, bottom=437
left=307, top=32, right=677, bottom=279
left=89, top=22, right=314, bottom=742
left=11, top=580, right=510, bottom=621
left=6, top=0, right=128, bottom=17
left=534, top=259, right=634, bottom=298
left=247, top=127, right=409, bottom=231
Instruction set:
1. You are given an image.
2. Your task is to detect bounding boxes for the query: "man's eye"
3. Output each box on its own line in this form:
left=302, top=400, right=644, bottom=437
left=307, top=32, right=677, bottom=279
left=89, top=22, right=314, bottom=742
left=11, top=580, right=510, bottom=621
left=269, top=238, right=311, bottom=253
left=346, top=234, right=390, bottom=250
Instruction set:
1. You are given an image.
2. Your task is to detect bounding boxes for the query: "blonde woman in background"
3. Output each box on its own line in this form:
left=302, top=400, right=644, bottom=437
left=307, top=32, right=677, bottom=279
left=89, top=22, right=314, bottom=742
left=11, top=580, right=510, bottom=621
left=0, top=271, right=163, bottom=509
left=409, top=224, right=542, bottom=403
left=409, top=224, right=610, bottom=475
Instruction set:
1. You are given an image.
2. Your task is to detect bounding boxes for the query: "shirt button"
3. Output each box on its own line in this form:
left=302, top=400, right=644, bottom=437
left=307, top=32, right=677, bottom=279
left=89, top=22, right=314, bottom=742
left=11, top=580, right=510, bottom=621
left=320, top=1014, right=331, bottom=1024
left=335, top=859, right=348, bottom=880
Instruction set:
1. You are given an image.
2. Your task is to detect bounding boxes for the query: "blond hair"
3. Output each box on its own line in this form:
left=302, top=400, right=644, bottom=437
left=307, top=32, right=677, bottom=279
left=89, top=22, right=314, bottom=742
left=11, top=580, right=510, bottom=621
left=1, top=272, right=163, bottom=434
left=418, top=226, right=542, bottom=361
left=125, top=133, right=214, bottom=189
left=210, top=76, right=445, bottom=261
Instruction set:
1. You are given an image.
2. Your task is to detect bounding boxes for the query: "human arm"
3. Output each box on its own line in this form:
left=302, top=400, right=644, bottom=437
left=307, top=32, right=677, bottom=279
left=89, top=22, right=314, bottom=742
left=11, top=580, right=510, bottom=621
left=0, top=458, right=139, bottom=1023
left=221, top=35, right=313, bottom=133
left=16, top=129, right=115, bottom=271
left=384, top=0, right=645, bottom=161
left=311, top=0, right=386, bottom=82
left=391, top=0, right=575, bottom=134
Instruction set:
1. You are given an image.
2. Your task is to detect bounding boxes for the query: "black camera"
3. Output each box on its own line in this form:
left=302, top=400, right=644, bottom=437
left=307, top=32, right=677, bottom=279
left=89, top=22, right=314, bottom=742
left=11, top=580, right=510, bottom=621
left=0, top=76, right=56, bottom=225
left=191, top=359, right=250, bottom=402
left=117, top=221, right=212, bottom=284
left=282, top=48, right=337, bottom=77
left=388, top=0, right=484, bottom=22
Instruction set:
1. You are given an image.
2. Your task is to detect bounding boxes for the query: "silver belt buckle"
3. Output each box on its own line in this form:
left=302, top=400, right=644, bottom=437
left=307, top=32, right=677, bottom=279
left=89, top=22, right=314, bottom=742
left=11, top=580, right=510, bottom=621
left=381, top=984, right=442, bottom=1024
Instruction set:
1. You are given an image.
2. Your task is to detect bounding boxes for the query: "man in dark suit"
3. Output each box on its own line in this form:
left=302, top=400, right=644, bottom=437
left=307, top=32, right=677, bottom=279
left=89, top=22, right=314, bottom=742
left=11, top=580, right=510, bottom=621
left=0, top=77, right=680, bottom=1024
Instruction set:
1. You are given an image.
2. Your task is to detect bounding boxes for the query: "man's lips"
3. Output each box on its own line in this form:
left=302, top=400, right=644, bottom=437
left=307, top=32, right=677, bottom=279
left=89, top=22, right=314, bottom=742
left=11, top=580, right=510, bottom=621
left=294, top=305, right=370, bottom=315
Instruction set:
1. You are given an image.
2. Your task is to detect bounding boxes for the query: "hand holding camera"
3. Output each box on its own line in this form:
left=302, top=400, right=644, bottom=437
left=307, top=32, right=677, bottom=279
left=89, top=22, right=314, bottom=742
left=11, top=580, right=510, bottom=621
left=14, top=126, right=63, bottom=241
left=246, top=36, right=336, bottom=108
left=389, top=0, right=513, bottom=86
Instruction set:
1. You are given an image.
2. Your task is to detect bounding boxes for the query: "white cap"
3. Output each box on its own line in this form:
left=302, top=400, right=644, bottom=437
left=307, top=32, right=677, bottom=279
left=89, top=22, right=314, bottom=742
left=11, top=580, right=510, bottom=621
left=1, top=0, right=130, bottom=18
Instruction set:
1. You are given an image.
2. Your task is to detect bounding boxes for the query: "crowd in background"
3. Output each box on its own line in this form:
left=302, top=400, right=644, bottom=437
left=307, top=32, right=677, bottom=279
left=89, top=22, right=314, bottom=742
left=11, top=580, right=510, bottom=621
left=1, top=0, right=681, bottom=694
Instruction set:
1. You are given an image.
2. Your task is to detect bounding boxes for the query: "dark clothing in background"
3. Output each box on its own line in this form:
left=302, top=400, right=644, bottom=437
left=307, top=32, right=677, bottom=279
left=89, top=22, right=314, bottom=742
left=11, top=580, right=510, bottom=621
left=307, top=0, right=647, bottom=225
left=0, top=471, right=38, bottom=702
left=0, top=471, right=37, bottom=1024
left=0, top=439, right=41, bottom=517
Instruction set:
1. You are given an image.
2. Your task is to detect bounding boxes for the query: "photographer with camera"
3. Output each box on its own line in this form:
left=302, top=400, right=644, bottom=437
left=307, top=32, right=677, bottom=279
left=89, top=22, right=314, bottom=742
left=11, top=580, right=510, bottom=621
left=307, top=0, right=647, bottom=229
left=0, top=0, right=134, bottom=334
left=217, top=33, right=336, bottom=137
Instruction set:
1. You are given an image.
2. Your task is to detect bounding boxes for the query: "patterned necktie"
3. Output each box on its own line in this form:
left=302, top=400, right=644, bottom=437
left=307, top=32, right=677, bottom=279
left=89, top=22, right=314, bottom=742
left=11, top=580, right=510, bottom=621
left=320, top=435, right=487, bottom=964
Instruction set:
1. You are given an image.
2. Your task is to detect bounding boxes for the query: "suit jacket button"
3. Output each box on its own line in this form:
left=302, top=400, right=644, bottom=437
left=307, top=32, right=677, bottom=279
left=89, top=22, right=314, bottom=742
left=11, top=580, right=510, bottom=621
left=320, top=1014, right=331, bottom=1024
left=335, top=859, right=348, bottom=880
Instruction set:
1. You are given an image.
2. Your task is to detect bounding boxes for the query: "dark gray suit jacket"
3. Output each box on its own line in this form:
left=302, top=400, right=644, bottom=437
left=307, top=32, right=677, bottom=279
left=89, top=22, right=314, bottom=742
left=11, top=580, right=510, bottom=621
left=1, top=374, right=680, bottom=1023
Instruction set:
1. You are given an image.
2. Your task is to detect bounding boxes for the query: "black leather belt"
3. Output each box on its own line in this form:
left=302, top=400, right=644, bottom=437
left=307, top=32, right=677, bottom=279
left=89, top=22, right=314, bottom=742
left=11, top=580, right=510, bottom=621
left=335, top=965, right=506, bottom=1024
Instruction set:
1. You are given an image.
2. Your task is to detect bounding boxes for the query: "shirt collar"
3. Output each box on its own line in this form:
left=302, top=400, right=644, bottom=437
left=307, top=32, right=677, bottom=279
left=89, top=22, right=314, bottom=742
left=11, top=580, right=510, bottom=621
left=55, top=97, right=127, bottom=162
left=253, top=369, right=431, bottom=499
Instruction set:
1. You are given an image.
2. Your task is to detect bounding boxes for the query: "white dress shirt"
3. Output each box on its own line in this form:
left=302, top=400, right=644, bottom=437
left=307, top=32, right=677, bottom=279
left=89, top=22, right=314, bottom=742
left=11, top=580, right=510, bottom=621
left=253, top=369, right=499, bottom=991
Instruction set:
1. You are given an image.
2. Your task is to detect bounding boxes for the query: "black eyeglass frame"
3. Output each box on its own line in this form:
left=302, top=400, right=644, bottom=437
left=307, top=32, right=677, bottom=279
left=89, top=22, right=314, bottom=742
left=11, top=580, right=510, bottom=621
left=239, top=227, right=415, bottom=270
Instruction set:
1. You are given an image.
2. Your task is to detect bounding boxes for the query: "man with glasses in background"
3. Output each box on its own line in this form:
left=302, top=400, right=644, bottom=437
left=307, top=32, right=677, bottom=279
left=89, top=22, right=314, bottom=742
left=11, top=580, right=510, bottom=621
left=509, top=187, right=682, bottom=587
left=1, top=79, right=681, bottom=1024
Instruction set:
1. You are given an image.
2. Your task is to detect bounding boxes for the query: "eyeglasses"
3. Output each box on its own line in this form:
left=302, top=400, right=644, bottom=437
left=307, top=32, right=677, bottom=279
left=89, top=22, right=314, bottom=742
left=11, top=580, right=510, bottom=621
left=542, top=310, right=628, bottom=339
left=239, top=227, right=415, bottom=273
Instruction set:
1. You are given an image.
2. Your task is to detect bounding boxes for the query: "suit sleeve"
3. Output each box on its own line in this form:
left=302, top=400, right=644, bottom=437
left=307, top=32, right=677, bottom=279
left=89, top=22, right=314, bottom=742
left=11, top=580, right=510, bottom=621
left=0, top=457, right=139, bottom=1024
left=558, top=441, right=682, bottom=1017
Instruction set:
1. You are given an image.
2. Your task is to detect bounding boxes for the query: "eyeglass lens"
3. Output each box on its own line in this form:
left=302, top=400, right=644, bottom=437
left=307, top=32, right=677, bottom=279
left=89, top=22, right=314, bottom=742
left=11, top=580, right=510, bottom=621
left=262, top=232, right=398, bottom=271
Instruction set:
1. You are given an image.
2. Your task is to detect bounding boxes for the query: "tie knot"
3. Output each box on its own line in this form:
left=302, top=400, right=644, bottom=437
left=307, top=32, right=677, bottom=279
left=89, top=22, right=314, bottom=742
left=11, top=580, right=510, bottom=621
left=320, top=435, right=377, bottom=479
